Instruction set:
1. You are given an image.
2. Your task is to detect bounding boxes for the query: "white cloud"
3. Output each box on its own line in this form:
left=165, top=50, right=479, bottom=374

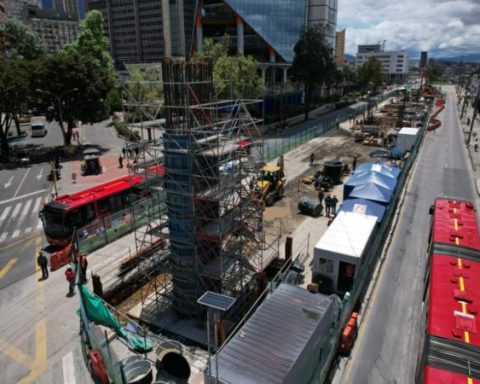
left=338, top=0, right=480, bottom=58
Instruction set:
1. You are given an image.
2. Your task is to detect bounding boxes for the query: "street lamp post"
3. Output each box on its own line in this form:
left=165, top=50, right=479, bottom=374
left=36, top=88, right=79, bottom=145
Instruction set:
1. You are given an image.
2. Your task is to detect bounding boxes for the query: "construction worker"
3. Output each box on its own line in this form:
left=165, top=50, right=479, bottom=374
left=331, top=195, right=339, bottom=216
left=118, top=154, right=123, bottom=168
left=37, top=251, right=49, bottom=280
left=352, top=155, right=357, bottom=171
left=65, top=267, right=76, bottom=296
left=318, top=189, right=324, bottom=215
left=325, top=194, right=332, bottom=217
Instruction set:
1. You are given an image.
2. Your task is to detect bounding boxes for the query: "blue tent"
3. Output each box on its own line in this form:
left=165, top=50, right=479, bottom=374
left=354, top=161, right=400, bottom=179
left=347, top=183, right=393, bottom=206
left=344, top=171, right=397, bottom=199
left=337, top=198, right=386, bottom=223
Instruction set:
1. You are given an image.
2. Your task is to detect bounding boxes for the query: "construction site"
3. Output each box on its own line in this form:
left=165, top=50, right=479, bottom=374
left=74, top=60, right=440, bottom=383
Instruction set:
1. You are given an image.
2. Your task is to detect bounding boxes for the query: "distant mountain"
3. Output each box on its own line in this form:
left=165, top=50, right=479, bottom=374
left=432, top=54, right=480, bottom=63
left=344, top=53, right=355, bottom=63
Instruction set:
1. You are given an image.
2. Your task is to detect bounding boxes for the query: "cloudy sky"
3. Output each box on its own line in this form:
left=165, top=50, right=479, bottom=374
left=337, top=0, right=480, bottom=58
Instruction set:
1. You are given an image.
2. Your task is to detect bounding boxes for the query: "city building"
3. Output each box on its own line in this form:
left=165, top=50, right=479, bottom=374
left=0, top=0, right=6, bottom=21
left=420, top=51, right=428, bottom=69
left=356, top=45, right=409, bottom=83
left=87, top=0, right=196, bottom=67
left=42, top=0, right=86, bottom=19
left=198, top=0, right=338, bottom=64
left=22, top=5, right=79, bottom=52
left=335, top=29, right=345, bottom=65
left=4, top=0, right=41, bottom=20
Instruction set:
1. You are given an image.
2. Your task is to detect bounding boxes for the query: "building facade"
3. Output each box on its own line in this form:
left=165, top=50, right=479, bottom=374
left=335, top=29, right=345, bottom=65
left=4, top=0, right=41, bottom=20
left=22, top=5, right=79, bottom=52
left=198, top=0, right=337, bottom=64
left=420, top=51, right=428, bottom=69
left=87, top=0, right=196, bottom=67
left=356, top=46, right=409, bottom=83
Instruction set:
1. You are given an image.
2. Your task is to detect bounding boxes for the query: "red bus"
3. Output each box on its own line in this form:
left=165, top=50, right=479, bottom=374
left=40, top=167, right=164, bottom=247
left=416, top=198, right=480, bottom=383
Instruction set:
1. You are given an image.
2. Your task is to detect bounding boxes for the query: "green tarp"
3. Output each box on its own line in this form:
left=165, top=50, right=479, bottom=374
left=80, top=285, right=153, bottom=353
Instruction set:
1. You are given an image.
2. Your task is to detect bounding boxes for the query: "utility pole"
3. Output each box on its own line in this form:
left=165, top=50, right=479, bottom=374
left=50, top=161, right=58, bottom=198
left=461, top=75, right=470, bottom=120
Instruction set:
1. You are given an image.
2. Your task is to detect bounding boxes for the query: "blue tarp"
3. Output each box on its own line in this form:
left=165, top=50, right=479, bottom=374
left=347, top=183, right=393, bottom=206
left=337, top=198, right=386, bottom=223
left=354, top=161, right=400, bottom=179
left=343, top=171, right=397, bottom=200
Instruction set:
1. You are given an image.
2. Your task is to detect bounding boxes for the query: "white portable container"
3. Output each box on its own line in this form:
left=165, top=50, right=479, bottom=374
left=397, top=127, right=419, bottom=151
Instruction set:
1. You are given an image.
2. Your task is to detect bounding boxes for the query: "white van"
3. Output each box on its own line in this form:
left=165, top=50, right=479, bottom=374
left=31, top=120, right=47, bottom=137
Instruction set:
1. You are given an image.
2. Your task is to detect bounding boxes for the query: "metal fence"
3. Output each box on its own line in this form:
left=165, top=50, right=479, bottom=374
left=76, top=195, right=165, bottom=255
left=263, top=91, right=397, bottom=162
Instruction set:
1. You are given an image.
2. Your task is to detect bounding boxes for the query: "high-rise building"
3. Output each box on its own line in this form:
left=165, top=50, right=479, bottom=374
left=335, top=29, right=345, bottom=65
left=42, top=0, right=86, bottom=19
left=0, top=0, right=6, bottom=21
left=420, top=51, right=428, bottom=69
left=87, top=0, right=196, bottom=67
left=4, top=0, right=41, bottom=20
left=22, top=5, right=79, bottom=52
left=356, top=48, right=409, bottom=83
left=198, top=0, right=338, bottom=64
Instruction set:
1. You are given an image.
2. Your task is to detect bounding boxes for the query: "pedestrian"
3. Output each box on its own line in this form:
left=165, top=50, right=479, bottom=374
left=325, top=194, right=332, bottom=217
left=65, top=267, right=76, bottom=296
left=37, top=251, right=49, bottom=280
left=128, top=148, right=133, bottom=158
left=134, top=146, right=139, bottom=159
left=79, top=254, right=88, bottom=284
left=318, top=189, right=324, bottom=216
left=118, top=154, right=123, bottom=168
left=310, top=153, right=314, bottom=166
left=331, top=195, right=339, bottom=216
left=122, top=147, right=126, bottom=157
left=352, top=155, right=357, bottom=171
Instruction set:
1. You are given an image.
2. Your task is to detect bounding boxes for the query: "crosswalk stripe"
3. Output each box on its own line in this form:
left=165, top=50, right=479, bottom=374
left=11, top=203, right=22, bottom=219
left=21, top=199, right=32, bottom=217
left=0, top=232, right=7, bottom=243
left=12, top=230, right=20, bottom=239
left=0, top=206, right=11, bottom=222
left=32, top=197, right=43, bottom=214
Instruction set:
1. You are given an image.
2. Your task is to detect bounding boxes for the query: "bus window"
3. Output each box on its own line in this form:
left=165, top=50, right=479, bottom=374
left=109, top=194, right=124, bottom=212
left=41, top=207, right=70, bottom=238
left=85, top=203, right=95, bottom=222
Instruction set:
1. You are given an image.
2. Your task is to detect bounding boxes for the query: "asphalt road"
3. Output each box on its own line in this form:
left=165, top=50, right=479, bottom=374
left=341, top=86, right=476, bottom=383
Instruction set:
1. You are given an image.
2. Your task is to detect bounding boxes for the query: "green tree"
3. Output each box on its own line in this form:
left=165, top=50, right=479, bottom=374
left=193, top=38, right=266, bottom=99
left=357, top=57, right=383, bottom=94
left=292, top=26, right=336, bottom=121
left=0, top=60, right=31, bottom=159
left=0, top=18, right=47, bottom=60
left=32, top=53, right=115, bottom=147
left=62, top=10, right=116, bottom=84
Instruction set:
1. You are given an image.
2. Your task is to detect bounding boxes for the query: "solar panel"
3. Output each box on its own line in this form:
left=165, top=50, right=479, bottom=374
left=197, top=291, right=236, bottom=312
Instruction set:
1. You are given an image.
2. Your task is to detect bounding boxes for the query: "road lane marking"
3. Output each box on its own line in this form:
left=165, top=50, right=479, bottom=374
left=25, top=227, right=32, bottom=234
left=0, top=206, right=11, bottom=222
left=4, top=176, right=13, bottom=189
left=21, top=199, right=32, bottom=217
left=11, top=203, right=22, bottom=219
left=0, top=232, right=7, bottom=243
left=0, top=258, right=17, bottom=279
left=62, top=351, right=76, bottom=384
left=36, top=168, right=44, bottom=181
left=12, top=229, right=20, bottom=239
left=0, top=190, right=46, bottom=206
left=0, top=338, right=31, bottom=368
left=13, top=168, right=31, bottom=199
left=32, top=197, right=42, bottom=214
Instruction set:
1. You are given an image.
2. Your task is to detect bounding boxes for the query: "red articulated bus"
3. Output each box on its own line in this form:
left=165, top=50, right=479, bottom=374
left=416, top=198, right=480, bottom=383
left=40, top=166, right=164, bottom=247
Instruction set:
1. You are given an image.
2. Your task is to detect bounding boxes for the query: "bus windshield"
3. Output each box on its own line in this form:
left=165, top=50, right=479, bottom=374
left=40, top=207, right=71, bottom=238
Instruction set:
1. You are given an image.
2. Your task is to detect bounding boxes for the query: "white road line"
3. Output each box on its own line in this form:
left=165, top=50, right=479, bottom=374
left=13, top=168, right=31, bottom=198
left=11, top=203, right=22, bottom=219
left=25, top=227, right=32, bottom=234
left=32, top=197, right=43, bottom=214
left=21, top=199, right=32, bottom=217
left=11, top=229, right=20, bottom=239
left=37, top=219, right=43, bottom=230
left=0, top=206, right=11, bottom=222
left=0, top=232, right=7, bottom=243
left=0, top=190, right=46, bottom=206
left=62, top=351, right=76, bottom=384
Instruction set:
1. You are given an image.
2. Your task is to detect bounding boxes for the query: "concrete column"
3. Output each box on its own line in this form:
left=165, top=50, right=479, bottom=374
left=261, top=67, right=266, bottom=84
left=161, top=0, right=172, bottom=58
left=196, top=7, right=203, bottom=53
left=268, top=46, right=276, bottom=63
left=236, top=16, right=244, bottom=54
left=283, top=67, right=288, bottom=84
left=177, top=0, right=186, bottom=57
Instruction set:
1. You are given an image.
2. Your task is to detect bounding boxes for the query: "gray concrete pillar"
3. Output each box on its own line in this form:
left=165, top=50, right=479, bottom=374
left=283, top=67, right=288, bottom=84
left=236, top=16, right=244, bottom=54
left=261, top=67, right=266, bottom=84
left=162, top=0, right=172, bottom=58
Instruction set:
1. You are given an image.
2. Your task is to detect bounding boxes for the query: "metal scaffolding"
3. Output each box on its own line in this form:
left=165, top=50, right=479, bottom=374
left=123, top=60, right=279, bottom=323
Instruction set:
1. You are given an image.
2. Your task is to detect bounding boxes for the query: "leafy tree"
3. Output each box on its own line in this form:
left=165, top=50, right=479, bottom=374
left=193, top=38, right=266, bottom=99
left=292, top=25, right=336, bottom=121
left=62, top=10, right=116, bottom=84
left=427, top=62, right=445, bottom=82
left=357, top=57, right=383, bottom=94
left=104, top=89, right=123, bottom=115
left=32, top=53, right=115, bottom=147
left=0, top=60, right=31, bottom=159
left=0, top=18, right=47, bottom=60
